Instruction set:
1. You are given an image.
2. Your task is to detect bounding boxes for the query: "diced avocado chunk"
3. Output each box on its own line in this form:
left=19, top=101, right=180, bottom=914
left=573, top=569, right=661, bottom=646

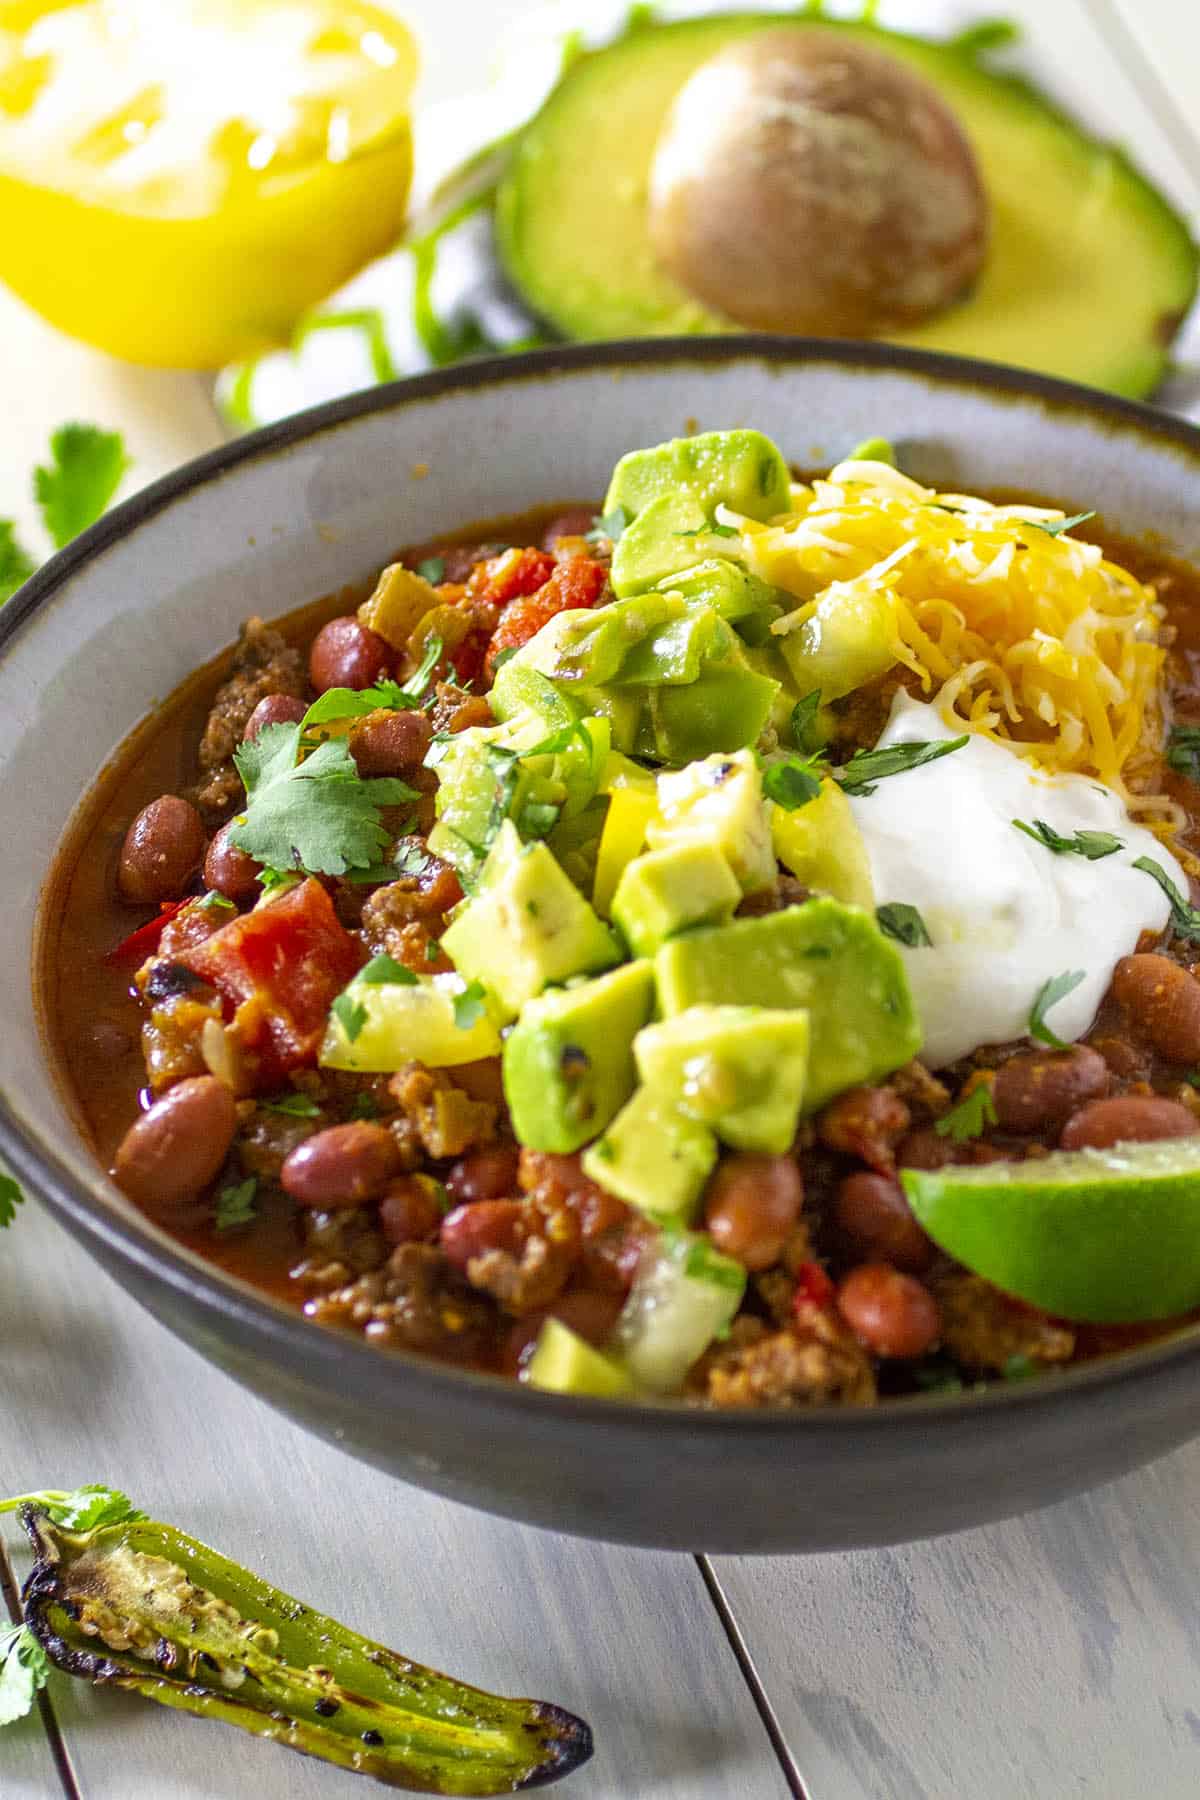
left=654, top=898, right=920, bottom=1112
left=320, top=973, right=501, bottom=1072
left=604, top=430, right=791, bottom=525
left=770, top=781, right=875, bottom=910
left=774, top=581, right=897, bottom=702
left=612, top=844, right=740, bottom=958
left=635, top=1005, right=810, bottom=1155
left=525, top=1317, right=636, bottom=1399
left=487, top=659, right=579, bottom=729
left=582, top=1085, right=718, bottom=1225
left=660, top=558, right=782, bottom=641
left=845, top=436, right=897, bottom=467
left=613, top=1229, right=746, bottom=1394
left=611, top=492, right=751, bottom=596
left=646, top=657, right=779, bottom=763
left=503, top=961, right=656, bottom=1153
left=442, top=822, right=620, bottom=1021
left=611, top=603, right=735, bottom=687
left=647, top=749, right=775, bottom=894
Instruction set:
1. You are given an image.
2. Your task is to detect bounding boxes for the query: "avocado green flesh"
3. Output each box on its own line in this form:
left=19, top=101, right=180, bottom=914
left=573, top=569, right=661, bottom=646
left=902, top=1139, right=1200, bottom=1322
left=495, top=14, right=1197, bottom=398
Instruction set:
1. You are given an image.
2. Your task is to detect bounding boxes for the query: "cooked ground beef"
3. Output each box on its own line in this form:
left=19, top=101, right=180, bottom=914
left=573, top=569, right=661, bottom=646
left=191, top=618, right=306, bottom=817
left=931, top=1271, right=1076, bottom=1372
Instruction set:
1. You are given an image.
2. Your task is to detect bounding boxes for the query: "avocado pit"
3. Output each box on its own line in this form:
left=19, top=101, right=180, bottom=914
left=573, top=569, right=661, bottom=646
left=647, top=27, right=990, bottom=337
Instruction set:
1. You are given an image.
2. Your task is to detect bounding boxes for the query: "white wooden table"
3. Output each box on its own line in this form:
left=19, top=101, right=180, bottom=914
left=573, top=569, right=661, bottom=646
left=3, top=4, right=1200, bottom=1796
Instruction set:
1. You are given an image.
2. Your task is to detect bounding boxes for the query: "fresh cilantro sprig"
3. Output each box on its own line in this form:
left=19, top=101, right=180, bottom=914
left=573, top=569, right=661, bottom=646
left=416, top=556, right=445, bottom=584
left=359, top=953, right=418, bottom=986
left=1029, top=969, right=1086, bottom=1050
left=1133, top=856, right=1200, bottom=942
left=586, top=506, right=628, bottom=547
left=876, top=903, right=932, bottom=948
left=452, top=980, right=488, bottom=1031
left=231, top=723, right=416, bottom=878
left=214, top=1177, right=257, bottom=1233
left=683, top=1238, right=746, bottom=1292
left=674, top=519, right=737, bottom=540
left=0, top=1172, right=25, bottom=1230
left=0, top=1626, right=48, bottom=1726
left=763, top=754, right=822, bottom=810
left=1166, top=725, right=1200, bottom=783
left=332, top=993, right=369, bottom=1043
left=1013, top=818, right=1122, bottom=860
left=835, top=736, right=968, bottom=797
left=35, top=425, right=130, bottom=550
left=935, top=1085, right=998, bottom=1143
left=1025, top=510, right=1096, bottom=540
left=260, top=1093, right=323, bottom=1119
left=301, top=635, right=443, bottom=730
left=0, top=523, right=36, bottom=604
left=790, top=690, right=823, bottom=753
left=0, top=1485, right=144, bottom=1531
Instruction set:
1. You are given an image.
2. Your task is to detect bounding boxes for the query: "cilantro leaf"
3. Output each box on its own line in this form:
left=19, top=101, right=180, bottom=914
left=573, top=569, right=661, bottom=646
left=214, top=1177, right=257, bottom=1232
left=0, top=1484, right=144, bottom=1531
left=452, top=980, right=488, bottom=1031
left=0, top=521, right=36, bottom=604
left=347, top=1091, right=379, bottom=1121
left=1013, top=819, right=1121, bottom=860
left=34, top=424, right=129, bottom=551
left=876, top=903, right=932, bottom=948
left=790, top=690, right=823, bottom=752
left=683, top=1239, right=746, bottom=1292
left=332, top=993, right=368, bottom=1042
left=1025, top=510, right=1096, bottom=540
left=0, top=1625, right=48, bottom=1726
left=1029, top=969, right=1086, bottom=1050
left=260, top=1093, right=322, bottom=1118
left=1167, top=725, right=1200, bottom=783
left=836, top=736, right=969, bottom=797
left=674, top=519, right=737, bottom=540
left=763, top=755, right=822, bottom=810
left=586, top=505, right=628, bottom=546
left=359, top=953, right=418, bottom=986
left=196, top=890, right=237, bottom=914
left=1132, top=856, right=1200, bottom=942
left=935, top=1085, right=998, bottom=1143
left=231, top=723, right=415, bottom=877
left=416, top=556, right=445, bottom=584
left=490, top=646, right=519, bottom=672
left=0, top=1171, right=25, bottom=1230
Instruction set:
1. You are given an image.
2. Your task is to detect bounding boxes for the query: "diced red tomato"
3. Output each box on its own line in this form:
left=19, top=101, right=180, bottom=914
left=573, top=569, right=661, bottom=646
left=105, top=899, right=190, bottom=965
left=484, top=555, right=608, bottom=680
left=468, top=546, right=556, bottom=608
left=793, top=1260, right=836, bottom=1314
left=176, top=878, right=363, bottom=1084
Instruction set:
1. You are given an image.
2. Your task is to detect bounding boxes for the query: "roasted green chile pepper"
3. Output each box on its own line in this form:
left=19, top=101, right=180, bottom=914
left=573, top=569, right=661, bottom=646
left=16, top=1501, right=591, bottom=1794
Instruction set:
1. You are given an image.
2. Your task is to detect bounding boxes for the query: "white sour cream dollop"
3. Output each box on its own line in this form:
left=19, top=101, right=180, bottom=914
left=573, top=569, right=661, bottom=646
left=848, top=696, right=1185, bottom=1066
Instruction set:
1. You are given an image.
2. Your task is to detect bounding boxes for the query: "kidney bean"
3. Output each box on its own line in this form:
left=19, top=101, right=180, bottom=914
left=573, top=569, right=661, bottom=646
left=503, top=1286, right=626, bottom=1374
left=1113, top=954, right=1200, bottom=1066
left=203, top=821, right=260, bottom=902
left=703, top=1154, right=803, bottom=1271
left=281, top=1122, right=401, bottom=1207
left=309, top=617, right=391, bottom=694
left=817, top=1086, right=910, bottom=1170
left=243, top=693, right=306, bottom=742
left=896, top=1126, right=1007, bottom=1171
left=542, top=508, right=597, bottom=551
left=117, top=796, right=206, bottom=905
left=991, top=1046, right=1109, bottom=1135
left=349, top=708, right=434, bottom=779
left=834, top=1171, right=934, bottom=1273
left=112, top=1076, right=236, bottom=1206
left=837, top=1263, right=940, bottom=1359
left=440, top=1199, right=525, bottom=1270
left=446, top=1145, right=521, bottom=1206
left=1059, top=1094, right=1200, bottom=1152
left=378, top=1175, right=444, bottom=1245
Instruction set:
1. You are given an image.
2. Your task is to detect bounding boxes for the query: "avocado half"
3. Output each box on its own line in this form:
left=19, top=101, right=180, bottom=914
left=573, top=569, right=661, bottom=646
left=493, top=12, right=1197, bottom=398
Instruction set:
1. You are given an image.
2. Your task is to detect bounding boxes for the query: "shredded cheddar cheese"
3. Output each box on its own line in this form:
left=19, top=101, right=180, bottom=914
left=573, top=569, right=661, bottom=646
left=726, top=459, right=1175, bottom=827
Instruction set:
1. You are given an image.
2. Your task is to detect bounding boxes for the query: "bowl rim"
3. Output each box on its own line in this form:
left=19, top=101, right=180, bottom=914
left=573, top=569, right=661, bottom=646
left=7, top=329, right=1200, bottom=1437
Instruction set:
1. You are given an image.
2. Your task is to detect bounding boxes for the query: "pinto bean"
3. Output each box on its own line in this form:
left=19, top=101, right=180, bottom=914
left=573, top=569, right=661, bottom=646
left=118, top=796, right=206, bottom=905
left=349, top=708, right=434, bottom=778
left=834, top=1171, right=934, bottom=1273
left=1059, top=1095, right=1200, bottom=1152
left=817, top=1085, right=910, bottom=1170
left=112, top=1076, right=236, bottom=1205
left=377, top=1175, right=444, bottom=1245
left=836, top=1263, right=940, bottom=1359
left=703, top=1154, right=803, bottom=1271
left=309, top=617, right=391, bottom=694
left=243, top=693, right=306, bottom=742
left=446, top=1145, right=521, bottom=1206
left=281, top=1123, right=401, bottom=1207
left=991, top=1046, right=1109, bottom=1135
left=203, top=821, right=260, bottom=902
left=1113, top=954, right=1200, bottom=1066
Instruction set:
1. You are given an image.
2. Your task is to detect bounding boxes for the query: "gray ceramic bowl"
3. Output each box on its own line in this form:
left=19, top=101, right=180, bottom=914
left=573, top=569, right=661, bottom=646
left=4, top=339, right=1200, bottom=1554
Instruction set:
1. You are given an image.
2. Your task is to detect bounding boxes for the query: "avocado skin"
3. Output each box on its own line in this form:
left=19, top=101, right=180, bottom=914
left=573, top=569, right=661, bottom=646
left=503, top=961, right=656, bottom=1154
left=655, top=898, right=920, bottom=1113
left=494, top=13, right=1197, bottom=399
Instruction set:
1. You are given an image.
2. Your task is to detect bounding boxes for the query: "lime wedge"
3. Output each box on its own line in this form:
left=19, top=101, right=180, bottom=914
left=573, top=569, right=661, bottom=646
left=901, top=1139, right=1200, bottom=1322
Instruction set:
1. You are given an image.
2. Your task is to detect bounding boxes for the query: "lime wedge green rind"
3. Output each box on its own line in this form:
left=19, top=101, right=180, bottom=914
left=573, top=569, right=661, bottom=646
left=902, top=1138, right=1200, bottom=1322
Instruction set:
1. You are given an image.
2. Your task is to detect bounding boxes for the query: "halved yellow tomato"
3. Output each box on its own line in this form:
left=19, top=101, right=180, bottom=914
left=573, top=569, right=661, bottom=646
left=0, top=0, right=417, bottom=366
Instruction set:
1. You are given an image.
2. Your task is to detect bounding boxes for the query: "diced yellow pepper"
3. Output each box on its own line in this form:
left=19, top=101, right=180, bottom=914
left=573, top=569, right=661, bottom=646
left=770, top=780, right=876, bottom=911
left=593, top=785, right=660, bottom=918
left=358, top=564, right=442, bottom=651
